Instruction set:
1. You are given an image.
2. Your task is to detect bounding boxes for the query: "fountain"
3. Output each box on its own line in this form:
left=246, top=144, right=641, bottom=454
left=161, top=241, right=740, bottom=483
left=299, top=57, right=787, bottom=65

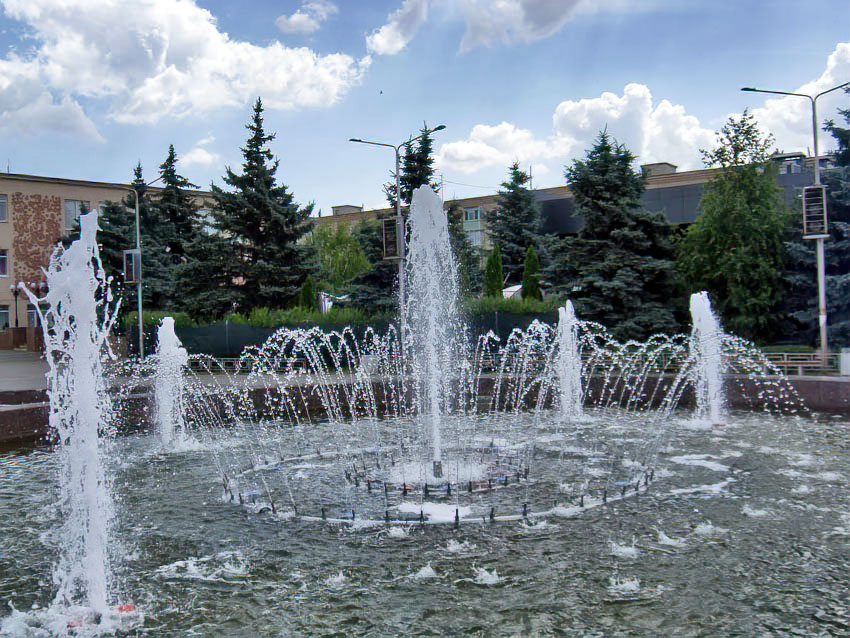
left=2, top=187, right=844, bottom=637
left=23, top=211, right=120, bottom=623
left=689, top=291, right=726, bottom=425
left=154, top=317, right=189, bottom=446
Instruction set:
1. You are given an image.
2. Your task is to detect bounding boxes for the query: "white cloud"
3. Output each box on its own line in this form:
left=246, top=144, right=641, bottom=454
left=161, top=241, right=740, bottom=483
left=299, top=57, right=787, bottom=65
left=748, top=42, right=850, bottom=155
left=0, top=0, right=369, bottom=129
left=181, top=146, right=221, bottom=168
left=458, top=0, right=582, bottom=51
left=0, top=56, right=101, bottom=139
left=366, top=0, right=428, bottom=55
left=276, top=1, right=338, bottom=35
left=438, top=83, right=715, bottom=174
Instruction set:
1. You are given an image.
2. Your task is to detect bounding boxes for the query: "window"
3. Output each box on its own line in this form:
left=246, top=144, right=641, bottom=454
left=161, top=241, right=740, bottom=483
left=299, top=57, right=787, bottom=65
left=0, top=194, right=7, bottom=222
left=0, top=305, right=8, bottom=330
left=464, top=206, right=481, bottom=222
left=0, top=249, right=7, bottom=276
left=64, top=200, right=89, bottom=230
left=27, top=303, right=43, bottom=328
left=468, top=229, right=483, bottom=246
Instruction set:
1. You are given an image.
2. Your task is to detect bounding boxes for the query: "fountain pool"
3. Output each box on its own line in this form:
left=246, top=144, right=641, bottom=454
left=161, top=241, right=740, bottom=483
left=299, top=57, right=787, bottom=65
left=1, top=409, right=847, bottom=636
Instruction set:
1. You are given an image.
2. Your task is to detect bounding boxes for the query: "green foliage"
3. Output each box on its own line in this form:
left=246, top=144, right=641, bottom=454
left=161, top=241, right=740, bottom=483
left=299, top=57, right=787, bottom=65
left=299, top=274, right=317, bottom=310
left=700, top=108, right=773, bottom=168
left=309, top=225, right=369, bottom=292
left=521, top=244, right=542, bottom=300
left=461, top=295, right=562, bottom=315
left=223, top=305, right=386, bottom=327
left=347, top=218, right=398, bottom=313
left=488, top=162, right=541, bottom=281
left=122, top=310, right=196, bottom=330
left=677, top=113, right=789, bottom=342
left=483, top=246, right=504, bottom=297
left=384, top=123, right=440, bottom=208
left=446, top=202, right=482, bottom=296
left=548, top=131, right=679, bottom=340
left=208, top=97, right=314, bottom=310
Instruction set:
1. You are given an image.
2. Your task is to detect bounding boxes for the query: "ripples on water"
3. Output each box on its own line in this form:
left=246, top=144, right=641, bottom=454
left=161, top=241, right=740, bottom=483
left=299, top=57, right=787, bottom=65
left=1, top=410, right=848, bottom=637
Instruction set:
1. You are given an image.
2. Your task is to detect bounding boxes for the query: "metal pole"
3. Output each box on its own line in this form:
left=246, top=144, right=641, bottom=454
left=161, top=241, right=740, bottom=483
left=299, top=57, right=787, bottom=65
left=740, top=82, right=849, bottom=358
left=134, top=190, right=144, bottom=360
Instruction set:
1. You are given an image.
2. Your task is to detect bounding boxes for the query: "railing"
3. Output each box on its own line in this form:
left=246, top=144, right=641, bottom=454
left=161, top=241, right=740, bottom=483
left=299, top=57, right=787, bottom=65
left=763, top=352, right=840, bottom=376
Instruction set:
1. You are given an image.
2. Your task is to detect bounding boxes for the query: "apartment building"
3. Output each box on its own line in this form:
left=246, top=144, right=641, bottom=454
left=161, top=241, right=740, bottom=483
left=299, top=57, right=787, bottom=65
left=0, top=172, right=211, bottom=332
left=314, top=156, right=817, bottom=254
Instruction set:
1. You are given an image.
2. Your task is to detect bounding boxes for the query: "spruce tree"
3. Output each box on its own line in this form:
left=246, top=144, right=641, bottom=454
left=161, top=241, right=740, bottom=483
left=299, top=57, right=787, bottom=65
left=348, top=217, right=398, bottom=313
left=143, top=147, right=201, bottom=311
left=384, top=123, right=440, bottom=208
left=521, top=244, right=542, bottom=300
left=488, top=162, right=541, bottom=283
left=300, top=275, right=317, bottom=310
left=210, top=97, right=314, bottom=310
left=547, top=131, right=678, bottom=340
left=483, top=246, right=504, bottom=297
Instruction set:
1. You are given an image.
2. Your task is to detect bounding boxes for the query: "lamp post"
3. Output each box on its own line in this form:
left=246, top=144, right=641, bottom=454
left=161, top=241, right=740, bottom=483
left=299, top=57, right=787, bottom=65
left=9, top=281, right=24, bottom=327
left=348, top=124, right=446, bottom=321
left=125, top=175, right=163, bottom=360
left=741, top=81, right=850, bottom=357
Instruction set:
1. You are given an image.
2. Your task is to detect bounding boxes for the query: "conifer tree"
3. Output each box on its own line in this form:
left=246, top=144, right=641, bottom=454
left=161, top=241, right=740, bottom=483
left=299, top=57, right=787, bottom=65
left=521, top=244, right=542, bottom=300
left=348, top=217, right=398, bottom=313
left=384, top=123, right=440, bottom=208
left=488, top=163, right=541, bottom=282
left=484, top=246, right=504, bottom=297
left=547, top=131, right=678, bottom=340
left=300, top=275, right=317, bottom=310
left=210, top=97, right=314, bottom=310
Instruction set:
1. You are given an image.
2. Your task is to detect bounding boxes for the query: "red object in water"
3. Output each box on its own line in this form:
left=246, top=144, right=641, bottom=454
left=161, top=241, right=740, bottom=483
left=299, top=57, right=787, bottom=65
left=67, top=619, right=83, bottom=628
left=116, top=603, right=135, bottom=613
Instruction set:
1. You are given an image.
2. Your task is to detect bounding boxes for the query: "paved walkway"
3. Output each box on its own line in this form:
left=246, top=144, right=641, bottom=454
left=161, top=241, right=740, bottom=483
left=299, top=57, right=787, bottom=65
left=0, top=351, right=48, bottom=392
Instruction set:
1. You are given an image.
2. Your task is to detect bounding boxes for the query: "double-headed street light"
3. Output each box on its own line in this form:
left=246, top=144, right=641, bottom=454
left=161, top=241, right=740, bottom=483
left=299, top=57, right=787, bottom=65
left=124, top=175, right=163, bottom=360
left=741, top=81, right=850, bottom=357
left=348, top=124, right=446, bottom=317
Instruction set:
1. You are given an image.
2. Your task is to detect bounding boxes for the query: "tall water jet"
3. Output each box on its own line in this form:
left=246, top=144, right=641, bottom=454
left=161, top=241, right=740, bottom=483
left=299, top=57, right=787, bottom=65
left=25, top=211, right=119, bottom=614
left=404, top=185, right=464, bottom=478
left=557, top=300, right=584, bottom=419
left=155, top=317, right=189, bottom=446
left=689, top=291, right=725, bottom=424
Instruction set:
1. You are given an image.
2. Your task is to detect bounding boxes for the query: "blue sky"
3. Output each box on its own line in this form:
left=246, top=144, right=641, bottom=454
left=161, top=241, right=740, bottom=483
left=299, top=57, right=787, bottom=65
left=0, top=0, right=847, bottom=216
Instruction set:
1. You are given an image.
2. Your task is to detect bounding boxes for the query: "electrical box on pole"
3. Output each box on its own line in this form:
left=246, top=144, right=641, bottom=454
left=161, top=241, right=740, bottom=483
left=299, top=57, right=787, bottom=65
left=382, top=218, right=400, bottom=259
left=802, top=185, right=829, bottom=239
left=123, top=249, right=142, bottom=283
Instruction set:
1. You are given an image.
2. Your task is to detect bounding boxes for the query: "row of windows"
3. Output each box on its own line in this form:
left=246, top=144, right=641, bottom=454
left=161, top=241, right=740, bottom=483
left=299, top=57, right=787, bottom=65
left=0, top=303, right=42, bottom=331
left=0, top=195, right=107, bottom=229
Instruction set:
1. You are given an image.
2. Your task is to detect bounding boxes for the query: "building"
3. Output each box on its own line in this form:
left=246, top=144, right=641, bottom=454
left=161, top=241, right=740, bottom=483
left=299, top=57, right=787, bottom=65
left=0, top=172, right=211, bottom=334
left=314, top=155, right=819, bottom=253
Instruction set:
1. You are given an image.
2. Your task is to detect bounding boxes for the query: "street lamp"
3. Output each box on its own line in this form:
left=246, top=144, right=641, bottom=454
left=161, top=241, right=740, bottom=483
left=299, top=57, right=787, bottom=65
left=348, top=124, right=446, bottom=319
left=9, top=281, right=24, bottom=327
left=741, top=81, right=850, bottom=357
left=124, top=175, right=163, bottom=360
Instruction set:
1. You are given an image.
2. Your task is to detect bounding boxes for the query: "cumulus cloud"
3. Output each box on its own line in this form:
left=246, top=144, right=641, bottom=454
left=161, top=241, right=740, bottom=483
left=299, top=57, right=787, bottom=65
left=0, top=0, right=369, bottom=130
left=276, top=1, right=338, bottom=35
left=181, top=135, right=221, bottom=168
left=438, top=83, right=715, bottom=174
left=366, top=0, right=428, bottom=55
left=748, top=42, right=850, bottom=155
left=458, top=0, right=582, bottom=51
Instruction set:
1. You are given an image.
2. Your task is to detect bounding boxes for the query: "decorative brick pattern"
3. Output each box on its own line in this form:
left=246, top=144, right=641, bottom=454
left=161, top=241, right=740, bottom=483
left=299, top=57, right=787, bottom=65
left=11, top=193, right=61, bottom=283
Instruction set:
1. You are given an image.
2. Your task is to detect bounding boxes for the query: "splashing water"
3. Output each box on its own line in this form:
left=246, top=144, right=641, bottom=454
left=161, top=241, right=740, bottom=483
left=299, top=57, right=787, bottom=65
left=556, top=300, right=584, bottom=420
left=25, top=211, right=120, bottom=614
left=690, top=291, right=725, bottom=425
left=403, top=185, right=466, bottom=474
left=155, top=317, right=189, bottom=446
